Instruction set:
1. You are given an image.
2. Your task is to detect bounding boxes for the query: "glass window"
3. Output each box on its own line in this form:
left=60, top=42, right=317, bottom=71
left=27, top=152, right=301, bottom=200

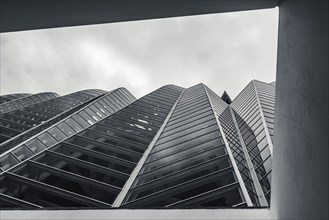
left=260, top=146, right=271, bottom=162
left=94, top=102, right=108, bottom=114
left=82, top=129, right=145, bottom=154
left=175, top=97, right=207, bottom=112
left=152, top=129, right=221, bottom=154
left=138, top=150, right=228, bottom=187
left=38, top=132, right=57, bottom=147
left=255, top=129, right=266, bottom=142
left=101, top=98, right=115, bottom=112
left=111, top=92, right=126, bottom=108
left=12, top=102, right=22, bottom=108
left=253, top=123, right=264, bottom=136
left=122, top=107, right=165, bottom=123
left=65, top=118, right=82, bottom=133
left=129, top=103, right=167, bottom=118
left=18, top=99, right=29, bottom=106
left=140, top=98, right=172, bottom=110
left=100, top=120, right=155, bottom=139
left=144, top=95, right=173, bottom=107
left=162, top=114, right=214, bottom=137
left=12, top=145, right=34, bottom=161
left=156, top=124, right=218, bottom=149
left=90, top=104, right=106, bottom=117
left=56, top=123, right=73, bottom=136
left=85, top=108, right=100, bottom=121
left=72, top=114, right=89, bottom=128
left=262, top=156, right=272, bottom=174
left=6, top=103, right=15, bottom=111
left=257, top=136, right=268, bottom=151
left=144, top=141, right=226, bottom=174
left=91, top=124, right=151, bottom=146
left=157, top=120, right=217, bottom=145
left=0, top=106, right=9, bottom=113
left=171, top=103, right=209, bottom=121
left=38, top=94, right=48, bottom=101
left=267, top=122, right=274, bottom=129
left=266, top=117, right=275, bottom=124
left=166, top=107, right=212, bottom=128
left=115, top=111, right=162, bottom=128
left=79, top=110, right=95, bottom=125
left=48, top=126, right=67, bottom=141
left=26, top=138, right=47, bottom=153
left=25, top=97, right=36, bottom=104
left=106, top=116, right=158, bottom=134
left=127, top=164, right=235, bottom=204
left=0, top=153, right=19, bottom=170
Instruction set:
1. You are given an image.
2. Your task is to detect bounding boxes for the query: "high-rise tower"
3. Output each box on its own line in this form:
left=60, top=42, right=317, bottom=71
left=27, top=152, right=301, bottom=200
left=0, top=81, right=275, bottom=208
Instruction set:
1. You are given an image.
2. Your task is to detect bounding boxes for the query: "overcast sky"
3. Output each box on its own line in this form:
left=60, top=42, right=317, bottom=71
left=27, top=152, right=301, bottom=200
left=0, top=8, right=278, bottom=99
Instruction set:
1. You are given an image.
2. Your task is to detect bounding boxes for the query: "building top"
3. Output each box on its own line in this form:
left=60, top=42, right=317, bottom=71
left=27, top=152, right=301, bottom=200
left=221, top=91, right=232, bottom=104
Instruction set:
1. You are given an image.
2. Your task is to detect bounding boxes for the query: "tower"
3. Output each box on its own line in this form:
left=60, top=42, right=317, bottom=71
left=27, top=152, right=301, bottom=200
left=0, top=81, right=275, bottom=208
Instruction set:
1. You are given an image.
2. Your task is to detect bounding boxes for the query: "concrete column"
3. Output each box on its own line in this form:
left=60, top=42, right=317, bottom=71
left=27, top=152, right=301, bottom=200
left=271, top=1, right=328, bottom=219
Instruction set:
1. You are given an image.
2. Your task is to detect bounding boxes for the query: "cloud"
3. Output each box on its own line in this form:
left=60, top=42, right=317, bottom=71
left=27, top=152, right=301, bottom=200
left=0, top=8, right=278, bottom=99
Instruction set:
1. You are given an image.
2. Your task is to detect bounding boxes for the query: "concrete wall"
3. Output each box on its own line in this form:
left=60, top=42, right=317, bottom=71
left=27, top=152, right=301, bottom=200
left=0, top=209, right=272, bottom=220
left=271, top=1, right=328, bottom=219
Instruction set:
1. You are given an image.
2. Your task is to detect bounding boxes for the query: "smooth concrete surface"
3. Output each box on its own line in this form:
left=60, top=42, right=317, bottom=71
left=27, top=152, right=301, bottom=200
left=0, top=0, right=279, bottom=32
left=271, top=0, right=328, bottom=219
left=0, top=209, right=272, bottom=220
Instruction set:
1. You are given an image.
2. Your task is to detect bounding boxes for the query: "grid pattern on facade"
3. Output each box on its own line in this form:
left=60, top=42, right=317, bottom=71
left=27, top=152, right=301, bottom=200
left=122, top=84, right=245, bottom=208
left=253, top=81, right=276, bottom=142
left=218, top=106, right=260, bottom=206
left=0, top=93, right=59, bottom=114
left=0, top=86, right=182, bottom=208
left=0, top=88, right=136, bottom=173
left=0, top=80, right=275, bottom=209
left=230, top=81, right=273, bottom=204
left=0, top=90, right=107, bottom=154
left=0, top=94, right=32, bottom=105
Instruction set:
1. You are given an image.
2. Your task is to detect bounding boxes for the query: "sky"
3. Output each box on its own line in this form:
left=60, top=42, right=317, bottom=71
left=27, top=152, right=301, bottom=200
left=0, top=7, right=278, bottom=100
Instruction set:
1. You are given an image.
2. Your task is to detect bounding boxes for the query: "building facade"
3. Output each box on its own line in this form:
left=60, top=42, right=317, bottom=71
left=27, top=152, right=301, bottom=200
left=0, top=81, right=275, bottom=208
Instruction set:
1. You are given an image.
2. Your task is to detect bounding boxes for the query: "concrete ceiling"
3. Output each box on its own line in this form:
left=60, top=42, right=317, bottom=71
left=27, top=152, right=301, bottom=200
left=1, top=0, right=279, bottom=32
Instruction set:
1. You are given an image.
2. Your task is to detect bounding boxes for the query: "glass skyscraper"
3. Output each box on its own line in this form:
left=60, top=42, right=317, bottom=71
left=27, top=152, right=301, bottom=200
left=0, top=80, right=275, bottom=208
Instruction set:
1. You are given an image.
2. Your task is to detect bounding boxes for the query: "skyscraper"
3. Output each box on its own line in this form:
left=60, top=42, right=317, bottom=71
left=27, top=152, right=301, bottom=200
left=0, top=81, right=275, bottom=208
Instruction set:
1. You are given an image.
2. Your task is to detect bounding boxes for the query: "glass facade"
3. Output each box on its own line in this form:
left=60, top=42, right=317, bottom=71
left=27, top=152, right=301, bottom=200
left=0, top=85, right=183, bottom=208
left=219, top=106, right=261, bottom=206
left=0, top=81, right=275, bottom=208
left=0, top=88, right=136, bottom=172
left=0, top=93, right=33, bottom=105
left=0, top=93, right=59, bottom=114
left=121, top=84, right=247, bottom=208
left=230, top=80, right=275, bottom=204
left=0, top=90, right=106, bottom=154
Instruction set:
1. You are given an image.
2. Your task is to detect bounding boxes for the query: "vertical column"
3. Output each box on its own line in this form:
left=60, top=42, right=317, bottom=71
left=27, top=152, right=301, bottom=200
left=271, top=1, right=328, bottom=219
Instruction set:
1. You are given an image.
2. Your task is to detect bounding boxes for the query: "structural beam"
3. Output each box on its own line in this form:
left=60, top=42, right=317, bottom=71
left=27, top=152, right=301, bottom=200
left=1, top=0, right=279, bottom=32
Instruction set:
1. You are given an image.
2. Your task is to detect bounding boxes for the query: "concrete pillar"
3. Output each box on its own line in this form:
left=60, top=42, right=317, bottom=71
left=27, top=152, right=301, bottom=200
left=271, top=1, right=328, bottom=219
